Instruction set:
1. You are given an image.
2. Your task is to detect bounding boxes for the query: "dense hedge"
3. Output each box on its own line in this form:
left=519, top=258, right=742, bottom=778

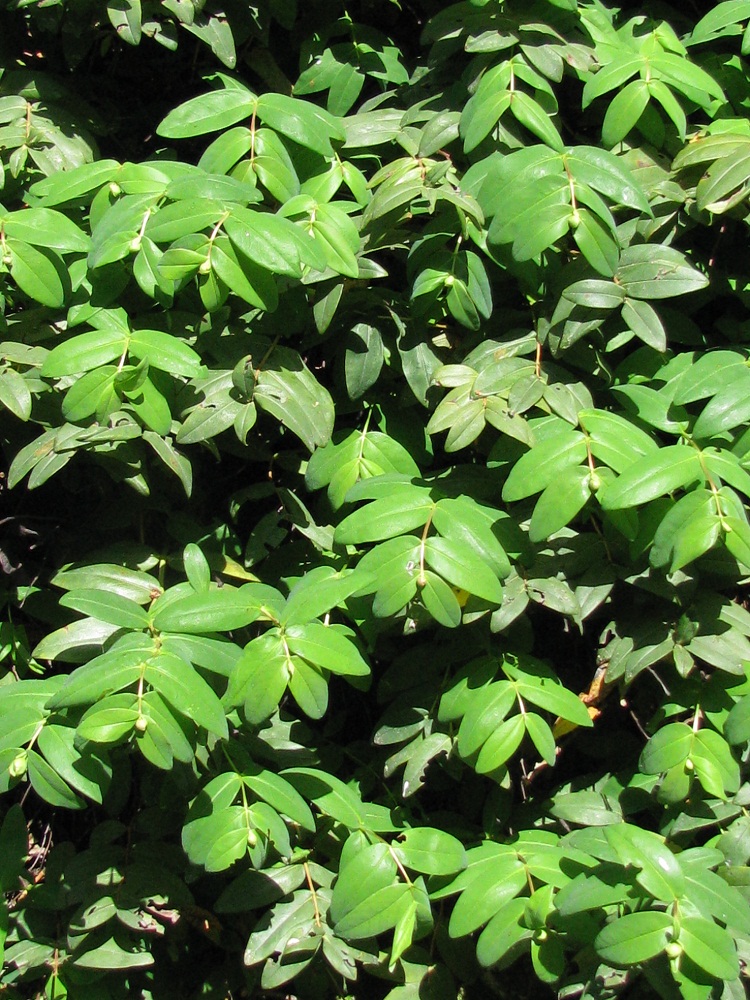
left=2, top=1, right=750, bottom=997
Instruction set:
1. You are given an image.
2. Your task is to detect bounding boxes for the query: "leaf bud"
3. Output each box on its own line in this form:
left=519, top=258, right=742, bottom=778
left=8, top=750, right=27, bottom=778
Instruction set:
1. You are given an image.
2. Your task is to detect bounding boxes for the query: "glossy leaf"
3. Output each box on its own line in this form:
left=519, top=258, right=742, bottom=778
left=595, top=911, right=672, bottom=966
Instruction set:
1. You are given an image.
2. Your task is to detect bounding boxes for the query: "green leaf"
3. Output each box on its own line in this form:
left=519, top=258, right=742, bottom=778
left=242, top=768, right=316, bottom=832
left=37, top=724, right=110, bottom=803
left=76, top=698, right=139, bottom=744
left=475, top=715, right=526, bottom=773
left=157, top=87, right=256, bottom=138
left=648, top=79, right=687, bottom=140
left=606, top=825, right=685, bottom=901
left=599, top=446, right=702, bottom=510
left=551, top=791, right=621, bottom=826
left=285, top=622, right=370, bottom=677
left=392, top=828, right=467, bottom=877
left=138, top=690, right=195, bottom=767
left=503, top=658, right=593, bottom=728
left=582, top=55, right=643, bottom=107
left=183, top=543, right=211, bottom=593
left=525, top=713, right=557, bottom=767
left=282, top=768, right=366, bottom=829
left=475, top=898, right=531, bottom=968
left=256, top=93, right=346, bottom=156
left=0, top=368, right=32, bottom=421
left=59, top=589, right=150, bottom=630
left=311, top=204, right=360, bottom=278
left=421, top=571, right=462, bottom=628
left=432, top=498, right=512, bottom=580
left=33, top=618, right=123, bottom=664
left=448, top=855, right=527, bottom=936
left=344, top=323, right=384, bottom=399
left=725, top=693, right=750, bottom=745
left=254, top=345, right=334, bottom=450
left=334, top=487, right=434, bottom=544
left=249, top=128, right=300, bottom=202
left=457, top=681, right=516, bottom=758
left=679, top=916, right=739, bottom=981
left=572, top=211, right=620, bottom=275
left=282, top=566, right=370, bottom=624
left=62, top=367, right=118, bottom=422
left=128, top=328, right=203, bottom=377
left=210, top=233, right=279, bottom=311
left=424, top=536, right=503, bottom=604
left=691, top=728, right=740, bottom=797
left=8, top=241, right=68, bottom=308
left=503, top=430, right=587, bottom=502
left=594, top=910, right=672, bottom=966
left=224, top=207, right=325, bottom=277
left=4, top=207, right=89, bottom=252
left=27, top=748, right=84, bottom=809
left=693, top=378, right=750, bottom=438
left=224, top=633, right=289, bottom=725
left=145, top=651, right=228, bottom=739
left=330, top=841, right=404, bottom=938
left=602, top=79, right=650, bottom=146
left=52, top=564, right=160, bottom=604
left=183, top=805, right=249, bottom=872
left=615, top=245, right=709, bottom=300
left=529, top=465, right=591, bottom=542
left=42, top=329, right=129, bottom=378
left=461, top=73, right=512, bottom=152
left=510, top=91, right=562, bottom=150
left=639, top=723, right=693, bottom=773
left=580, top=409, right=658, bottom=473
left=72, top=936, right=154, bottom=971
left=621, top=299, right=667, bottom=352
left=152, top=583, right=275, bottom=632
left=29, top=160, right=120, bottom=206
left=288, top=657, right=328, bottom=719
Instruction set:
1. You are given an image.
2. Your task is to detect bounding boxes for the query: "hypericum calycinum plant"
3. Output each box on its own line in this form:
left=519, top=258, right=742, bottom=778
left=1, top=1, right=750, bottom=998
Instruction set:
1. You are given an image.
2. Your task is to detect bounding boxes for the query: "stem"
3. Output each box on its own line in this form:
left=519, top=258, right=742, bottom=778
left=209, top=213, right=230, bottom=243
left=25, top=719, right=45, bottom=754
left=136, top=663, right=145, bottom=717
left=586, top=437, right=596, bottom=476
left=692, top=706, right=703, bottom=732
left=254, top=335, right=280, bottom=379
left=693, top=442, right=730, bottom=528
left=304, top=861, right=322, bottom=927
left=356, top=409, right=373, bottom=466
left=417, top=507, right=435, bottom=586
left=137, top=209, right=151, bottom=242
left=387, top=843, right=413, bottom=886
left=116, top=343, right=128, bottom=374
left=564, top=158, right=578, bottom=216
left=249, top=106, right=257, bottom=163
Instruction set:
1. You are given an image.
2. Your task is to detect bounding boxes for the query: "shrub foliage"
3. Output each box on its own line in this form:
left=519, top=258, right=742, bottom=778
left=2, top=1, right=750, bottom=997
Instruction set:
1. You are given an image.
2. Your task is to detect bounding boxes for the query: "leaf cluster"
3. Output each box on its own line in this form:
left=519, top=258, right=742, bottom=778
left=3, top=2, right=750, bottom=999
